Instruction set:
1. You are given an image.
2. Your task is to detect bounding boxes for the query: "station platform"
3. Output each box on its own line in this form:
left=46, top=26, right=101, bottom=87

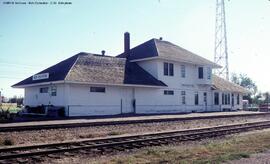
left=0, top=111, right=267, bottom=130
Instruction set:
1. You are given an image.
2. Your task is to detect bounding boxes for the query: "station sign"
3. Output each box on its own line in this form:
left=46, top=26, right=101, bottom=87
left=32, top=73, right=49, bottom=81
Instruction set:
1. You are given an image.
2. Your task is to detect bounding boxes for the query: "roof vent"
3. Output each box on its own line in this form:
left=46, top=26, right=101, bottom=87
left=159, top=37, right=163, bottom=40
left=101, top=50, right=105, bottom=56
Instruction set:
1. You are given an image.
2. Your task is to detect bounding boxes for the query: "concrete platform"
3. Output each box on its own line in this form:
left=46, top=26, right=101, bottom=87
left=0, top=111, right=267, bottom=129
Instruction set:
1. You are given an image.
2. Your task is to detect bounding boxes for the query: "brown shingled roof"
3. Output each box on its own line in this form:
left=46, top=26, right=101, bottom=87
left=13, top=52, right=166, bottom=87
left=65, top=54, right=126, bottom=84
left=212, top=75, right=249, bottom=94
left=118, top=39, right=221, bottom=68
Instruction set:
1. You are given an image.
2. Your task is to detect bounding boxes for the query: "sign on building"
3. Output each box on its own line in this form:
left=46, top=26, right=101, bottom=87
left=32, top=73, right=49, bottom=81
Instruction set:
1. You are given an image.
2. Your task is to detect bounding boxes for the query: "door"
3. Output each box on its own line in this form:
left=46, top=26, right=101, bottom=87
left=232, top=93, right=234, bottom=107
left=204, top=92, right=207, bottom=111
left=121, top=88, right=134, bottom=114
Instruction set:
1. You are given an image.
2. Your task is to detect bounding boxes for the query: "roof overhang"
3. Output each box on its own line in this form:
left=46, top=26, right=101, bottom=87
left=12, top=80, right=167, bottom=89
left=211, top=85, right=250, bottom=95
left=130, top=56, right=221, bottom=68
left=130, top=56, right=159, bottom=62
left=65, top=81, right=167, bottom=88
left=12, top=80, right=65, bottom=88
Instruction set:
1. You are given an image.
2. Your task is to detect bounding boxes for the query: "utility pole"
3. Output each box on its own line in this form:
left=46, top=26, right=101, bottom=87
left=214, top=0, right=229, bottom=80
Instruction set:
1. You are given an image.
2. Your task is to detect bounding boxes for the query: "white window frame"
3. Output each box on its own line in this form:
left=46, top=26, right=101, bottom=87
left=50, top=86, right=57, bottom=96
left=195, top=92, right=199, bottom=105
left=181, top=91, right=186, bottom=104
left=90, top=87, right=106, bottom=93
left=181, top=65, right=186, bottom=78
left=164, top=90, right=174, bottom=95
left=40, top=87, right=49, bottom=93
left=164, top=62, right=174, bottom=76
left=207, top=67, right=211, bottom=79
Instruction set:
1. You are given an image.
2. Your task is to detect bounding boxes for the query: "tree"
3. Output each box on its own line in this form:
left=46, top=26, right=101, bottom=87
left=8, top=96, right=24, bottom=106
left=263, top=92, right=269, bottom=104
left=231, top=73, right=258, bottom=104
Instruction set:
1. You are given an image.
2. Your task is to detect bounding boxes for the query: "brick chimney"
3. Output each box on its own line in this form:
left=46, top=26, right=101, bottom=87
left=124, top=32, right=130, bottom=58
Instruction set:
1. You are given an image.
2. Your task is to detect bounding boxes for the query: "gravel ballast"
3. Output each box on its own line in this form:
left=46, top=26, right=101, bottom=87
left=0, top=115, right=269, bottom=146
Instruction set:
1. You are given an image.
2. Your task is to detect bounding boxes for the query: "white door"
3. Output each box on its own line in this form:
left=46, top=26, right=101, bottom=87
left=121, top=88, right=134, bottom=114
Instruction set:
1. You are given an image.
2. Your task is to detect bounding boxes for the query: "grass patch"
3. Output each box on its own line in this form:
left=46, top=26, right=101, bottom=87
left=0, top=103, right=21, bottom=113
left=105, top=130, right=270, bottom=164
left=108, top=131, right=122, bottom=136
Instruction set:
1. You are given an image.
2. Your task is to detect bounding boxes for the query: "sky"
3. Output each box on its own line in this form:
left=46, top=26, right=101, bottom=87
left=0, top=0, right=270, bottom=98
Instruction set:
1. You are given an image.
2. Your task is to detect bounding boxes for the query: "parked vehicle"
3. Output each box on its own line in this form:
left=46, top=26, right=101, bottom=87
left=259, top=103, right=270, bottom=112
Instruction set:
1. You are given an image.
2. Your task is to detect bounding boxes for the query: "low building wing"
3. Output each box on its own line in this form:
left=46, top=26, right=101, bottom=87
left=212, top=75, right=249, bottom=94
left=12, top=54, right=79, bottom=87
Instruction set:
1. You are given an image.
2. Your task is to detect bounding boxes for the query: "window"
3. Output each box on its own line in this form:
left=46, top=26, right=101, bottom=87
left=51, top=86, right=57, bottom=96
left=164, top=90, right=174, bottom=95
left=90, top=87, right=105, bottom=93
left=198, top=67, right=204, bottom=79
left=225, top=94, right=228, bottom=105
left=237, top=94, right=240, bottom=105
left=203, top=92, right=207, bottom=103
left=169, top=63, right=174, bottom=76
left=164, top=62, right=168, bottom=76
left=214, top=92, right=219, bottom=105
left=195, top=92, right=199, bottom=105
left=181, top=91, right=186, bottom=104
left=181, top=65, right=185, bottom=78
left=207, top=67, right=211, bottom=79
left=222, top=93, right=231, bottom=105
left=222, top=93, right=225, bottom=105
left=232, top=94, right=234, bottom=106
left=228, top=93, right=230, bottom=105
left=40, top=87, right=48, bottom=93
left=164, top=62, right=174, bottom=76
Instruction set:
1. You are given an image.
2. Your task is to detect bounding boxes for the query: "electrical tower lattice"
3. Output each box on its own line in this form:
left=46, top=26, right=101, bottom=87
left=214, top=0, right=229, bottom=80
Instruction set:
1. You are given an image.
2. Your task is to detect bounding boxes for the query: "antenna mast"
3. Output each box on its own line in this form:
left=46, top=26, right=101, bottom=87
left=214, top=0, right=229, bottom=80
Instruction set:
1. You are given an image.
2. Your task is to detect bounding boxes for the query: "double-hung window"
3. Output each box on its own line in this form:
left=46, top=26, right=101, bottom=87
left=51, top=86, right=57, bottom=96
left=195, top=92, right=199, bottom=105
left=198, top=67, right=204, bottom=79
left=222, top=93, right=225, bottom=105
left=181, top=65, right=185, bottom=78
left=164, top=62, right=174, bottom=76
left=214, top=92, right=219, bottom=105
left=228, top=93, right=231, bottom=105
left=207, top=67, right=211, bottom=79
left=181, top=91, right=186, bottom=104
left=40, top=87, right=48, bottom=93
left=164, top=90, right=174, bottom=95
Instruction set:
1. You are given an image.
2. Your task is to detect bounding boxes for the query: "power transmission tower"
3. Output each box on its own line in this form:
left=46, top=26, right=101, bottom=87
left=214, top=0, right=229, bottom=80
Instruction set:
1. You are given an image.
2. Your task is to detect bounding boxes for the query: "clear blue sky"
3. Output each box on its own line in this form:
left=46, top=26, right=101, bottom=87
left=0, top=0, right=270, bottom=98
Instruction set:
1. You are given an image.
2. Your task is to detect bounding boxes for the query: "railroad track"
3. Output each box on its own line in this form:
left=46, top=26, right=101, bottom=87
left=1, top=120, right=270, bottom=162
left=0, top=112, right=269, bottom=132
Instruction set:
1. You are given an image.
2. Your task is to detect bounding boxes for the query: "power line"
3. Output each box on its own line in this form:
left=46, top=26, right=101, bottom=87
left=0, top=76, right=25, bottom=79
left=0, top=62, right=47, bottom=68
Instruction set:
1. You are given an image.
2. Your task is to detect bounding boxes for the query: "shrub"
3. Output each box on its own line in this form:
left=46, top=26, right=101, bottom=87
left=3, top=138, right=14, bottom=146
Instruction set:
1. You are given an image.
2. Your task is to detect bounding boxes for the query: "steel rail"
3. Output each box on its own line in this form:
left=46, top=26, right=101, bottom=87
left=1, top=120, right=270, bottom=161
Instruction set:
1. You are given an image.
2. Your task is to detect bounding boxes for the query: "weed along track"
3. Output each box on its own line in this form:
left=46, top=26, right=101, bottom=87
left=1, top=120, right=270, bottom=163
